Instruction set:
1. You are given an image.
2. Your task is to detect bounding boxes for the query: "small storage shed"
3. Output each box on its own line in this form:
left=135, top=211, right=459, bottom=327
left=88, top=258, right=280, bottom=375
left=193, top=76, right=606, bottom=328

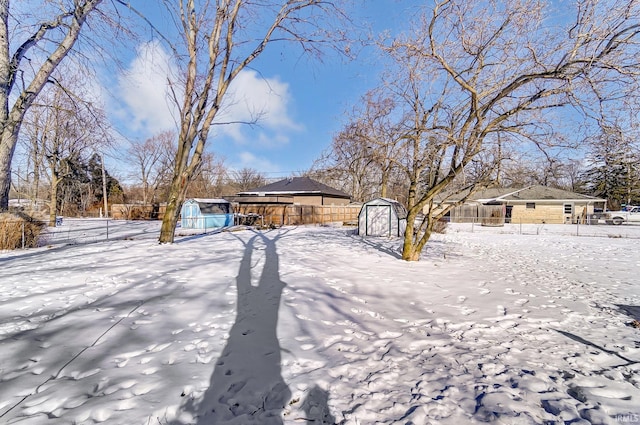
left=181, top=198, right=234, bottom=229
left=358, top=198, right=407, bottom=237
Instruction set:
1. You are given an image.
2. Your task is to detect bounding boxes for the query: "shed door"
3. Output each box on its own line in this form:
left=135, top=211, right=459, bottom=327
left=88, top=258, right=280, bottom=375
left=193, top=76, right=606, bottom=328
left=366, top=205, right=391, bottom=236
left=187, top=204, right=198, bottom=228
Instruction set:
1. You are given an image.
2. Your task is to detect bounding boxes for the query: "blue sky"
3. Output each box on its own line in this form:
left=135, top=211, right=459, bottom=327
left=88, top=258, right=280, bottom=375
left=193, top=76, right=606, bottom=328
left=103, top=1, right=422, bottom=180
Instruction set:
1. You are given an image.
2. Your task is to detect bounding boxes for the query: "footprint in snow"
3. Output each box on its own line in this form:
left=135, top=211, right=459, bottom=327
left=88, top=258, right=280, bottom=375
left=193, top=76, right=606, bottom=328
left=141, top=367, right=158, bottom=375
left=69, top=368, right=101, bottom=380
left=131, top=382, right=157, bottom=396
left=148, top=342, right=172, bottom=353
left=379, top=331, right=403, bottom=339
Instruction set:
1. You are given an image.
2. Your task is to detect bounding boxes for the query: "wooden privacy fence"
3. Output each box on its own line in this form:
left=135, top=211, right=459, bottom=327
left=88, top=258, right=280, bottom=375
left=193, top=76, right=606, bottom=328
left=235, top=204, right=361, bottom=226
left=111, top=204, right=167, bottom=220
left=111, top=203, right=361, bottom=227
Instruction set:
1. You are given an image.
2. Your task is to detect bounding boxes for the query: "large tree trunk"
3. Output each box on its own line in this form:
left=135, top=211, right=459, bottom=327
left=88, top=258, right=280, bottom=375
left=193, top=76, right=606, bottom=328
left=402, top=228, right=432, bottom=261
left=47, top=158, right=60, bottom=227
left=159, top=168, right=192, bottom=243
left=0, top=125, right=18, bottom=209
left=31, top=143, right=42, bottom=213
left=380, top=169, right=389, bottom=198
left=401, top=208, right=433, bottom=261
left=48, top=174, right=58, bottom=227
left=0, top=1, right=13, bottom=210
left=142, top=177, right=148, bottom=206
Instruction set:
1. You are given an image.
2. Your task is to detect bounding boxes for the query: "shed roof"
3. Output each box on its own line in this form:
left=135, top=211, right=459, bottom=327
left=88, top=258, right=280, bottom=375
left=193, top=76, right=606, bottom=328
left=183, top=198, right=232, bottom=214
left=189, top=198, right=230, bottom=204
left=362, top=197, right=407, bottom=219
left=238, top=177, right=351, bottom=199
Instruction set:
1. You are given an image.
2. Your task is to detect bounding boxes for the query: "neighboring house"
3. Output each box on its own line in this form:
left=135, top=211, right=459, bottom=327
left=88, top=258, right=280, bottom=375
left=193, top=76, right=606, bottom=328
left=439, top=186, right=606, bottom=225
left=181, top=198, right=234, bottom=229
left=358, top=198, right=407, bottom=237
left=230, top=177, right=351, bottom=206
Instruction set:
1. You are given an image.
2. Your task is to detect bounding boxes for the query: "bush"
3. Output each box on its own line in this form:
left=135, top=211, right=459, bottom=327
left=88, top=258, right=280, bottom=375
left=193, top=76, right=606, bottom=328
left=0, top=212, right=46, bottom=250
left=433, top=219, right=448, bottom=234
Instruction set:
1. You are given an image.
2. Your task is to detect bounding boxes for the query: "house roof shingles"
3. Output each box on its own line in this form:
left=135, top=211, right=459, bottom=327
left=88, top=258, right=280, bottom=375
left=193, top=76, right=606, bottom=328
left=439, top=185, right=605, bottom=203
left=497, top=186, right=602, bottom=201
left=238, top=177, right=351, bottom=199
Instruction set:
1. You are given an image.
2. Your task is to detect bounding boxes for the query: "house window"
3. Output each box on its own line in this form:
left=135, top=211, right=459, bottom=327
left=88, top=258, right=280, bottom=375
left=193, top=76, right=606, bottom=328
left=564, top=204, right=573, bottom=214
left=526, top=203, right=536, bottom=209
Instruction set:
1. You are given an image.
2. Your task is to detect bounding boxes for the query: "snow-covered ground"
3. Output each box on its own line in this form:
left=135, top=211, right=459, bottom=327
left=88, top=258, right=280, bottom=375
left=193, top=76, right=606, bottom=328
left=1, top=222, right=639, bottom=424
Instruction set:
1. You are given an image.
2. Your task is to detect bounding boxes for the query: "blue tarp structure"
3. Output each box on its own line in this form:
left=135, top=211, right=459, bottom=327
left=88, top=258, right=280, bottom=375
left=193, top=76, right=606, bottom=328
left=181, top=198, right=234, bottom=229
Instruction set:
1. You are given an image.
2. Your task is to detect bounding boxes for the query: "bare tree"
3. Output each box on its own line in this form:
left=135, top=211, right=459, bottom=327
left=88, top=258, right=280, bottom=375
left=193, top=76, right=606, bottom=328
left=359, top=0, right=640, bottom=261
left=312, top=91, right=413, bottom=204
left=314, top=89, right=406, bottom=202
left=156, top=0, right=347, bottom=243
left=20, top=106, right=47, bottom=209
left=311, top=129, right=375, bottom=202
left=349, top=90, right=405, bottom=200
left=187, top=153, right=229, bottom=198
left=126, top=131, right=176, bottom=205
left=0, top=0, right=108, bottom=211
left=23, top=73, right=110, bottom=226
left=231, top=167, right=266, bottom=193
left=494, top=152, right=585, bottom=190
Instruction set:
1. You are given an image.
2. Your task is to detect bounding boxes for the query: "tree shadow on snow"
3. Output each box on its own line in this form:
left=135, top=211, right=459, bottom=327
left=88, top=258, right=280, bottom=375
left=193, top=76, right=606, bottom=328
left=174, top=229, right=292, bottom=425
left=173, top=228, right=226, bottom=244
left=616, top=304, right=640, bottom=323
left=0, top=279, right=185, bottom=421
left=350, top=232, right=458, bottom=261
left=354, top=236, right=403, bottom=259
left=554, top=329, right=637, bottom=365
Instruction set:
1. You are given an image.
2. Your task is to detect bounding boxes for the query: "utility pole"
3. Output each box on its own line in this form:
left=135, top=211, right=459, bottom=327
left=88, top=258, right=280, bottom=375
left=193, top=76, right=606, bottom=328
left=628, top=150, right=632, bottom=206
left=101, top=153, right=108, bottom=218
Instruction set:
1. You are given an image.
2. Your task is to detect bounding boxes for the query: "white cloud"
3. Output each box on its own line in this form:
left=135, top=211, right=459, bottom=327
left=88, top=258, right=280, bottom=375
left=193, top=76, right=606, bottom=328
left=117, top=41, right=178, bottom=134
left=216, top=69, right=302, bottom=146
left=235, top=151, right=281, bottom=173
left=116, top=44, right=300, bottom=148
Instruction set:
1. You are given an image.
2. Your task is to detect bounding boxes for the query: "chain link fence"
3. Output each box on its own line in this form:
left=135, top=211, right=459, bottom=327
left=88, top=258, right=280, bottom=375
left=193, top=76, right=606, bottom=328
left=41, top=219, right=162, bottom=247
left=6, top=215, right=640, bottom=252
left=441, top=217, right=640, bottom=239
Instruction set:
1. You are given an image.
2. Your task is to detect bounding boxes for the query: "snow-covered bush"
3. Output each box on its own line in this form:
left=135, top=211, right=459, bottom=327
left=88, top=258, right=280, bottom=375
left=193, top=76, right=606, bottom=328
left=0, top=212, right=46, bottom=250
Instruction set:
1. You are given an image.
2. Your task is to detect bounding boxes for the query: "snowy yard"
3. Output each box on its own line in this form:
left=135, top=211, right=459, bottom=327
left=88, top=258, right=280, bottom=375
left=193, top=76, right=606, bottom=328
left=1, top=222, right=640, bottom=424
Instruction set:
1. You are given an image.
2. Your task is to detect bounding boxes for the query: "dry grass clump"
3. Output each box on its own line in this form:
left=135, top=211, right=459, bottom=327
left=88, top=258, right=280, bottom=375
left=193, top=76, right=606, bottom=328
left=0, top=212, right=46, bottom=250
left=432, top=219, right=448, bottom=234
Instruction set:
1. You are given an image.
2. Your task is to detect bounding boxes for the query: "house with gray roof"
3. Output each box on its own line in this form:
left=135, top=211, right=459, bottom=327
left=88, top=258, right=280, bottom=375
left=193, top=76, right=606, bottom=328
left=231, top=177, right=352, bottom=206
left=440, top=185, right=606, bottom=225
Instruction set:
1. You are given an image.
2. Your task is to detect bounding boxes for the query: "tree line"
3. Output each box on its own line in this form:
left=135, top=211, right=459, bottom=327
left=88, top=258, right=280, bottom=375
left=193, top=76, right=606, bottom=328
left=12, top=125, right=271, bottom=221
